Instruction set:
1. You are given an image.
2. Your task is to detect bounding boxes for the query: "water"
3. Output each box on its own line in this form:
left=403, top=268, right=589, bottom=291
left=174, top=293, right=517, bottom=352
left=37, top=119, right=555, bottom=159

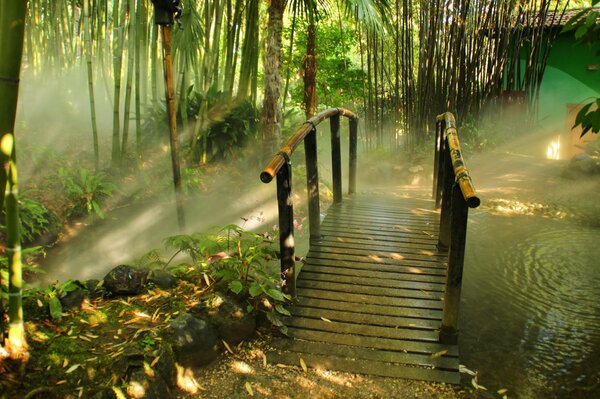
left=459, top=175, right=600, bottom=396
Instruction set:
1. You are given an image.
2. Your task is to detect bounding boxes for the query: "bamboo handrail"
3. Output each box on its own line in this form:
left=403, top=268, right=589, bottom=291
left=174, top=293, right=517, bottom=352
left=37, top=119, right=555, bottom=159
left=435, top=112, right=480, bottom=208
left=260, top=108, right=358, bottom=183
left=260, top=107, right=358, bottom=297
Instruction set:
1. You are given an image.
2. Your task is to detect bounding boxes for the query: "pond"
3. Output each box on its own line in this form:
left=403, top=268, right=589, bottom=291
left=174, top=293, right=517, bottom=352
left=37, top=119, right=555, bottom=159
left=460, top=153, right=600, bottom=398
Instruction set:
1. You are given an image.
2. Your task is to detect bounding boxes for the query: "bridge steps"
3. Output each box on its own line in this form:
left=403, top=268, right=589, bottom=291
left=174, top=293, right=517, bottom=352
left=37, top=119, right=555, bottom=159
left=268, top=195, right=460, bottom=384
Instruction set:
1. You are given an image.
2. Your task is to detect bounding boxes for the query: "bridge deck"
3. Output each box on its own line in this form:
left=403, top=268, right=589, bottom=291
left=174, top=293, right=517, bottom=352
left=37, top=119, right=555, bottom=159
left=268, top=194, right=460, bottom=384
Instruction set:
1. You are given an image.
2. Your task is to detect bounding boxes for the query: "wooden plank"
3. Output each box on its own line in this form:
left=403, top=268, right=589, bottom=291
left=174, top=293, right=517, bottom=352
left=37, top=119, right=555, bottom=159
left=298, top=288, right=444, bottom=310
left=295, top=297, right=443, bottom=320
left=297, top=279, right=443, bottom=301
left=285, top=317, right=440, bottom=341
left=305, top=255, right=447, bottom=276
left=328, top=208, right=439, bottom=226
left=311, top=240, right=448, bottom=262
left=267, top=351, right=460, bottom=384
left=289, top=306, right=440, bottom=330
left=321, top=221, right=438, bottom=236
left=322, top=218, right=439, bottom=232
left=300, top=263, right=447, bottom=284
left=299, top=272, right=445, bottom=292
left=271, top=338, right=458, bottom=370
left=318, top=236, right=438, bottom=252
left=285, top=327, right=459, bottom=356
left=318, top=226, right=439, bottom=245
left=333, top=204, right=439, bottom=218
left=308, top=248, right=447, bottom=266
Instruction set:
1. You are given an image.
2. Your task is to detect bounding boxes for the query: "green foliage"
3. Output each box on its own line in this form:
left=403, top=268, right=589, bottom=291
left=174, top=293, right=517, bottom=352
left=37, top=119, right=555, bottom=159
left=285, top=19, right=363, bottom=110
left=1, top=245, right=46, bottom=307
left=0, top=190, right=57, bottom=244
left=563, top=1, right=600, bottom=136
left=58, top=167, right=117, bottom=219
left=187, top=94, right=260, bottom=161
left=40, top=280, right=84, bottom=321
left=134, top=224, right=290, bottom=330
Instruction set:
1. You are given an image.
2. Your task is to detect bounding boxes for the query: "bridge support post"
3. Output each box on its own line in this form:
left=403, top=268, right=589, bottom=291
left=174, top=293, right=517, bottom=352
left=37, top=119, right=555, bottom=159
left=433, top=120, right=445, bottom=208
left=439, top=183, right=469, bottom=345
left=304, top=127, right=321, bottom=242
left=349, top=118, right=358, bottom=195
left=276, top=158, right=296, bottom=298
left=437, top=142, right=453, bottom=251
left=330, top=114, right=342, bottom=203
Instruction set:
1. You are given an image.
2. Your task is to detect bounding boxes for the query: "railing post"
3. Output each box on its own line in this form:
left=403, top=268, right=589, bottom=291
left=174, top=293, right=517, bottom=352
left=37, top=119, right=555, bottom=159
left=349, top=118, right=358, bottom=195
left=437, top=141, right=453, bottom=251
left=433, top=120, right=445, bottom=209
left=304, top=126, right=321, bottom=241
left=276, top=156, right=296, bottom=298
left=330, top=113, right=342, bottom=203
left=439, top=183, right=469, bottom=345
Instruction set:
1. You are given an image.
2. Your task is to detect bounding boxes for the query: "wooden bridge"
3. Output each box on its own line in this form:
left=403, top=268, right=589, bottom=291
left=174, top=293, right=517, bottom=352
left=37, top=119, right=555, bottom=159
left=260, top=109, right=480, bottom=384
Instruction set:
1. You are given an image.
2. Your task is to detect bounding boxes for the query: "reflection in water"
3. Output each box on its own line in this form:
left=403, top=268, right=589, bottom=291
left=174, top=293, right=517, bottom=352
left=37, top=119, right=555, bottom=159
left=462, top=212, right=600, bottom=398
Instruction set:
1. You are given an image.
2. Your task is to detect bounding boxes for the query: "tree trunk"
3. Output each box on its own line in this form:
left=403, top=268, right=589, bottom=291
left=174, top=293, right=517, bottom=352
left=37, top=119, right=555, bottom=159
left=303, top=21, right=317, bottom=119
left=0, top=0, right=28, bottom=359
left=260, top=0, right=286, bottom=155
left=84, top=0, right=100, bottom=170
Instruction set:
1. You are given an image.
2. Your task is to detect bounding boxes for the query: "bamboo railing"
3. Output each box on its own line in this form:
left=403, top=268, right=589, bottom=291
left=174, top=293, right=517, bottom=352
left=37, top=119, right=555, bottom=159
left=260, top=108, right=358, bottom=297
left=432, top=112, right=481, bottom=345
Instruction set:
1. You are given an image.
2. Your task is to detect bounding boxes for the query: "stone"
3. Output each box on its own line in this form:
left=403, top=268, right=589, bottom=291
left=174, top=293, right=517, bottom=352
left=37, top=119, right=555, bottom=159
left=155, top=343, right=177, bottom=388
left=59, top=288, right=87, bottom=311
left=127, top=368, right=173, bottom=399
left=148, top=269, right=177, bottom=289
left=198, top=293, right=256, bottom=345
left=167, top=313, right=219, bottom=367
left=86, top=279, right=101, bottom=297
left=565, top=153, right=600, bottom=177
left=103, top=265, right=149, bottom=295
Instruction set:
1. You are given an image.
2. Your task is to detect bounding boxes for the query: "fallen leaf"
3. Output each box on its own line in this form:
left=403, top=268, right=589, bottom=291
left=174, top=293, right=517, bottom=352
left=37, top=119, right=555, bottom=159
left=299, top=357, right=308, bottom=373
left=223, top=340, right=234, bottom=354
left=56, top=380, right=67, bottom=385
left=78, top=335, right=91, bottom=342
left=66, top=364, right=80, bottom=374
left=459, top=364, right=477, bottom=376
left=62, top=358, right=69, bottom=368
left=150, top=356, right=161, bottom=368
left=244, top=382, right=254, bottom=396
left=431, top=350, right=448, bottom=358
left=36, top=299, right=44, bottom=308
left=203, top=273, right=211, bottom=286
left=320, top=317, right=332, bottom=323
left=471, top=376, right=487, bottom=391
left=498, top=389, right=508, bottom=395
left=118, top=309, right=126, bottom=317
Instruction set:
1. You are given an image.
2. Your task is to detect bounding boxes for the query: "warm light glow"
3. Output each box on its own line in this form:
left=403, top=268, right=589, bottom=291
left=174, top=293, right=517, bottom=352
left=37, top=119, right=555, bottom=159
left=176, top=365, right=203, bottom=394
left=408, top=267, right=423, bottom=274
left=546, top=137, right=560, bottom=160
left=390, top=253, right=405, bottom=260
left=127, top=381, right=146, bottom=398
left=231, top=360, right=255, bottom=374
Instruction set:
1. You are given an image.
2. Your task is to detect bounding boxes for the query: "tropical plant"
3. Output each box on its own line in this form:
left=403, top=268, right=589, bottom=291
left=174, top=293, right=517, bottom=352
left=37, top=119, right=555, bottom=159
left=0, top=191, right=57, bottom=244
left=563, top=0, right=600, bottom=136
left=135, top=224, right=291, bottom=330
left=58, top=167, right=117, bottom=219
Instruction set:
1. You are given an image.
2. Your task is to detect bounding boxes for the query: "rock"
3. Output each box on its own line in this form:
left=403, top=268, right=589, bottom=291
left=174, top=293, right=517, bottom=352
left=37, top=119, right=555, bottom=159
left=59, top=288, right=87, bottom=311
left=167, top=313, right=219, bottom=367
left=565, top=153, right=600, bottom=177
left=197, top=293, right=256, bottom=345
left=148, top=269, right=177, bottom=289
left=103, top=265, right=148, bottom=295
left=155, top=343, right=177, bottom=388
left=86, top=279, right=101, bottom=297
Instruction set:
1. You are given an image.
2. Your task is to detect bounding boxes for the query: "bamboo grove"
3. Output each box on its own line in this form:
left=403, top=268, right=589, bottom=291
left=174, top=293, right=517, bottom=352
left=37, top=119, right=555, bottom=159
left=20, top=0, right=575, bottom=161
